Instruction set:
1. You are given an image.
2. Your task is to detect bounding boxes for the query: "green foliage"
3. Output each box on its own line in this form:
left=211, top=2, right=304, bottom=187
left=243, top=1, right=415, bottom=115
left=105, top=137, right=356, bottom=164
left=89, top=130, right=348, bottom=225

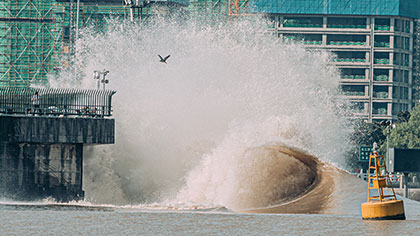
left=388, top=105, right=420, bottom=149
left=397, top=110, right=410, bottom=123
left=346, top=105, right=420, bottom=170
left=345, top=119, right=386, bottom=170
left=351, top=121, right=386, bottom=146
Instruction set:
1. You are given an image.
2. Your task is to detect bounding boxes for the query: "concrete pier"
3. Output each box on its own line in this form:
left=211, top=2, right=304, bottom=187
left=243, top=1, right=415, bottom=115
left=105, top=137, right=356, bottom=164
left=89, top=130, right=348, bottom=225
left=0, top=115, right=114, bottom=201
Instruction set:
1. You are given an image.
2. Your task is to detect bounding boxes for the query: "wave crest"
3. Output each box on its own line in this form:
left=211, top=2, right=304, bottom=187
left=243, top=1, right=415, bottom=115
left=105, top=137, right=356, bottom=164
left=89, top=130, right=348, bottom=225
left=177, top=144, right=331, bottom=212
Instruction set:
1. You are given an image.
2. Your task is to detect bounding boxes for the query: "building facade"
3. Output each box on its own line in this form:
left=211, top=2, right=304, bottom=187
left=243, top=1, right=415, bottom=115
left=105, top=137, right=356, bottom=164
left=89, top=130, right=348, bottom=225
left=250, top=0, right=420, bottom=122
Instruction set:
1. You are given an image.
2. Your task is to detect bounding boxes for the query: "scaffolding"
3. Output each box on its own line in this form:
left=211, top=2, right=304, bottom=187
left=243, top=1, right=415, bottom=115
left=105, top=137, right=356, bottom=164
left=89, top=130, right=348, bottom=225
left=187, top=0, right=249, bottom=18
left=187, top=0, right=228, bottom=19
left=228, top=0, right=249, bottom=15
left=413, top=19, right=420, bottom=103
left=0, top=1, right=189, bottom=88
left=0, top=0, right=63, bottom=87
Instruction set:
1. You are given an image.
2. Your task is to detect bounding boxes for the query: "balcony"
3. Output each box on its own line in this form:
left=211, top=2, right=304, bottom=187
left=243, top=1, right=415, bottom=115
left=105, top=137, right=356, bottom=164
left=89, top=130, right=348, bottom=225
left=341, top=75, right=366, bottom=80
left=374, top=42, right=390, bottom=48
left=303, top=40, right=322, bottom=45
left=328, top=41, right=366, bottom=46
left=374, top=58, right=390, bottom=64
left=373, top=75, right=389, bottom=81
left=373, top=108, right=388, bottom=115
left=328, top=24, right=366, bottom=29
left=333, top=58, right=366, bottom=63
left=343, top=91, right=365, bottom=96
left=283, top=23, right=323, bottom=28
left=374, top=25, right=390, bottom=31
left=373, top=91, right=389, bottom=99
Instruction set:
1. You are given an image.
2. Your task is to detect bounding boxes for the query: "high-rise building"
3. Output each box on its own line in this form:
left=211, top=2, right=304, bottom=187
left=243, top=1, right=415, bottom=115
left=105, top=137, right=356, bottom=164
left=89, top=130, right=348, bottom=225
left=249, top=0, right=420, bottom=122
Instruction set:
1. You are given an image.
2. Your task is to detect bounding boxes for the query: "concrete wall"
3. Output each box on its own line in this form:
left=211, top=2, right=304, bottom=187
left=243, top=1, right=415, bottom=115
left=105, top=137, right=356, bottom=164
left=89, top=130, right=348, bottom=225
left=0, top=143, right=83, bottom=201
left=0, top=116, right=114, bottom=144
left=0, top=115, right=115, bottom=201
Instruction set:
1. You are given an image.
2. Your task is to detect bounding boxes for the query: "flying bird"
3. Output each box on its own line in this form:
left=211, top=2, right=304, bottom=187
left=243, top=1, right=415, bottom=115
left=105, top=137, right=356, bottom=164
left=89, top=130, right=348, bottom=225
left=158, top=54, right=170, bottom=64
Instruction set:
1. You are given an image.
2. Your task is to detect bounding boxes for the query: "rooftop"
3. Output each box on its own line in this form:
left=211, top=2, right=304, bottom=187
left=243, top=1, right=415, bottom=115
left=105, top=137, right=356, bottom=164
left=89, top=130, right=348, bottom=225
left=249, top=0, right=420, bottom=19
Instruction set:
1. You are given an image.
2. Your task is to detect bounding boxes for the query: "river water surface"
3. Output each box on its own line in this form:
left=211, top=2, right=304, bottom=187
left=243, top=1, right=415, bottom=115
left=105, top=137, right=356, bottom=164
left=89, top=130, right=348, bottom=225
left=1, top=201, right=420, bottom=235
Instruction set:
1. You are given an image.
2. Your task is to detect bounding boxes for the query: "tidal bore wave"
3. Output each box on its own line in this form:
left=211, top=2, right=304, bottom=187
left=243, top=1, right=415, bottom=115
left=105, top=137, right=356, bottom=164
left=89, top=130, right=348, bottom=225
left=176, top=143, right=335, bottom=213
left=238, top=144, right=333, bottom=214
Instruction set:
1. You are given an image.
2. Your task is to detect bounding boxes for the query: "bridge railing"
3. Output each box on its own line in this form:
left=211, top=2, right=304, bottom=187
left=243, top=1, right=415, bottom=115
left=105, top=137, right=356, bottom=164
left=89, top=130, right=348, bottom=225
left=0, top=88, right=116, bottom=117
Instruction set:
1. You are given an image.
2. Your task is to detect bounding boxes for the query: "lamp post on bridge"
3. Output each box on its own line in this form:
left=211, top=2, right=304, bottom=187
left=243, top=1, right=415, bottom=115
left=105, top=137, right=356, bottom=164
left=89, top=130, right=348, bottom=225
left=379, top=120, right=396, bottom=171
left=93, top=69, right=110, bottom=90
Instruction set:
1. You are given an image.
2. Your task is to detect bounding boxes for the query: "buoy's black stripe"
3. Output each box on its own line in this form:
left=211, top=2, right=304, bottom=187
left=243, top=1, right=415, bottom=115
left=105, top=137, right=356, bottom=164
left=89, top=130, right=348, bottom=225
left=362, top=214, right=406, bottom=220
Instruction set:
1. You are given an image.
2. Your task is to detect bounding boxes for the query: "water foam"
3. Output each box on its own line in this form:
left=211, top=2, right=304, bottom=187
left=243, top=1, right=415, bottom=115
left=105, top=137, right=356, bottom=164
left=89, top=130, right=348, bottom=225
left=49, top=16, right=353, bottom=207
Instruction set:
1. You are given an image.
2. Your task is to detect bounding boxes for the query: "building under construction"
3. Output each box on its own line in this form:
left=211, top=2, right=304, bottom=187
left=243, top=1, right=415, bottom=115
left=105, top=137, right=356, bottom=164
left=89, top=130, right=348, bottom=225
left=0, top=0, right=189, bottom=88
left=0, top=1, right=63, bottom=87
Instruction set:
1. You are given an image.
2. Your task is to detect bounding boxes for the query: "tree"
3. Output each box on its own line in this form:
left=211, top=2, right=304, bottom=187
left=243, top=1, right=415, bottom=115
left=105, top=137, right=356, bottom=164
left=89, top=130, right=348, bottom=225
left=352, top=120, right=386, bottom=147
left=397, top=110, right=410, bottom=123
left=345, top=119, right=386, bottom=170
left=388, top=105, right=420, bottom=149
left=382, top=106, right=420, bottom=181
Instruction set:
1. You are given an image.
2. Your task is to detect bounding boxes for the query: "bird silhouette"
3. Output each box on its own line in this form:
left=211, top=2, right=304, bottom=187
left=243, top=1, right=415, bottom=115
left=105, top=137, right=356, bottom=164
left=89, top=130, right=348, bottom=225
left=158, top=54, right=170, bottom=63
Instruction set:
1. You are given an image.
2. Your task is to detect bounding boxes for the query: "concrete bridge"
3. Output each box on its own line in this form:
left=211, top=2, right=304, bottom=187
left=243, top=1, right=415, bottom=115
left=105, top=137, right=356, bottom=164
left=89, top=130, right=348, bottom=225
left=0, top=88, right=116, bottom=201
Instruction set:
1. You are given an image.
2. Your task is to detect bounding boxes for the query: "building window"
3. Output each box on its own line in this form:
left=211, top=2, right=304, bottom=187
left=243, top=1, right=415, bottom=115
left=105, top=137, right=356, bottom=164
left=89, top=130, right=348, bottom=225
left=333, top=51, right=366, bottom=63
left=394, top=36, right=400, bottom=49
left=403, top=70, right=409, bottom=83
left=393, top=69, right=401, bottom=82
left=404, top=20, right=410, bottom=33
left=395, top=19, right=401, bottom=31
left=374, top=52, right=390, bottom=64
left=341, top=85, right=365, bottom=96
left=374, top=35, right=390, bottom=48
left=327, top=17, right=366, bottom=29
left=373, top=86, right=389, bottom=99
left=327, top=35, right=366, bottom=46
left=403, top=37, right=410, bottom=50
left=283, top=17, right=323, bottom=28
left=373, top=103, right=388, bottom=115
left=403, top=54, right=409, bottom=67
left=403, top=87, right=409, bottom=100
left=375, top=18, right=390, bottom=31
left=282, top=33, right=322, bottom=45
left=340, top=68, right=366, bottom=80
left=373, top=69, right=389, bottom=81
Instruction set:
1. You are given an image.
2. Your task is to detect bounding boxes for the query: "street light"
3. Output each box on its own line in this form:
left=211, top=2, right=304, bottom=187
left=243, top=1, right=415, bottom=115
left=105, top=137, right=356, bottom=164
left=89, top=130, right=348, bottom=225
left=93, top=69, right=110, bottom=90
left=380, top=120, right=394, bottom=170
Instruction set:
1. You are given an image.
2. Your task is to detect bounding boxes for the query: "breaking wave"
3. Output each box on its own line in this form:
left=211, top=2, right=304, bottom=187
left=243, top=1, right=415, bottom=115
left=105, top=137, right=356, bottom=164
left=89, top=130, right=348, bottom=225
left=48, top=15, right=354, bottom=212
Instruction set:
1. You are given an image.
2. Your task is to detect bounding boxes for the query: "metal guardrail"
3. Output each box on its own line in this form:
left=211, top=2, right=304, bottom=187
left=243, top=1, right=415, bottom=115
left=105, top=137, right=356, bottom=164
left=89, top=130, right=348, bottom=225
left=0, top=87, right=116, bottom=117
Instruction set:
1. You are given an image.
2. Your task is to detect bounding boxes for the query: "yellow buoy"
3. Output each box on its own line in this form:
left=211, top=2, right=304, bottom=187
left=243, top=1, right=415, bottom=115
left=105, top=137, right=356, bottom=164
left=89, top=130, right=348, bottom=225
left=361, top=148, right=405, bottom=220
